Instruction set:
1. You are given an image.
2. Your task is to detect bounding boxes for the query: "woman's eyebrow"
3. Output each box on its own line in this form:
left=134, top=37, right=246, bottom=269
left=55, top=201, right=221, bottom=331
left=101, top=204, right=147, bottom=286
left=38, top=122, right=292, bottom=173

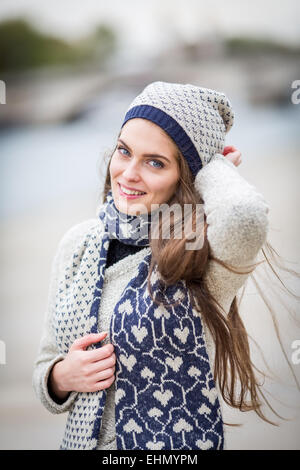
left=118, top=138, right=171, bottom=163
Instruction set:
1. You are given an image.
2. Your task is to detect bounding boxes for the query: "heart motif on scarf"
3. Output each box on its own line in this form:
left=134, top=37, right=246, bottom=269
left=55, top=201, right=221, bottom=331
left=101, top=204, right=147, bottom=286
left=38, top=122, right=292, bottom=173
left=148, top=407, right=163, bottom=418
left=174, top=326, right=189, bottom=343
left=153, top=389, right=173, bottom=407
left=141, top=367, right=155, bottom=379
left=196, top=438, right=214, bottom=450
left=173, top=418, right=193, bottom=433
left=123, top=419, right=143, bottom=434
left=119, top=354, right=137, bottom=372
left=146, top=440, right=165, bottom=450
left=166, top=356, right=183, bottom=372
left=131, top=325, right=148, bottom=343
left=202, top=387, right=218, bottom=404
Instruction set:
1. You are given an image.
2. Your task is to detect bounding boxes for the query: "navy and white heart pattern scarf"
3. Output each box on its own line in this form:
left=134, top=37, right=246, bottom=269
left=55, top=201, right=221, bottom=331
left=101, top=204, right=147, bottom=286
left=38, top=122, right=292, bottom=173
left=58, top=190, right=224, bottom=450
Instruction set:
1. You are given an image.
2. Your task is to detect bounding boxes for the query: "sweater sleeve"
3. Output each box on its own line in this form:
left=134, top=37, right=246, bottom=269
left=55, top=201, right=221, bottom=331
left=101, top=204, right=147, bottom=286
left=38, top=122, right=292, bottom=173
left=194, top=153, right=270, bottom=315
left=32, top=218, right=99, bottom=414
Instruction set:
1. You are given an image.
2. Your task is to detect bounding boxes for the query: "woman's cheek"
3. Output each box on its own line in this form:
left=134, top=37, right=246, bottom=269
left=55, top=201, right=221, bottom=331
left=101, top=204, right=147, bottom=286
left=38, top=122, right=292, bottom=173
left=109, top=155, right=121, bottom=178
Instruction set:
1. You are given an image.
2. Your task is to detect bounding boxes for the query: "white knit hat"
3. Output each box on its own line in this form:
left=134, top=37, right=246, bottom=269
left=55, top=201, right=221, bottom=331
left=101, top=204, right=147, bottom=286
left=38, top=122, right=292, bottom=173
left=121, top=81, right=234, bottom=177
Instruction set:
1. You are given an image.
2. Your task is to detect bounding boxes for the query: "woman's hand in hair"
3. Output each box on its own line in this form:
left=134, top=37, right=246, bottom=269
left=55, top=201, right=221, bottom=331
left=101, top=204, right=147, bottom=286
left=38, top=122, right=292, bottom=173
left=49, top=332, right=116, bottom=400
left=223, top=146, right=242, bottom=167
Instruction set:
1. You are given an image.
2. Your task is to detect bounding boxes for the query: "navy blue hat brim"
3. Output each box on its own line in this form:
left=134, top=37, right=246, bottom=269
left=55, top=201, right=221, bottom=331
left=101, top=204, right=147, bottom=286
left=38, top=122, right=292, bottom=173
left=121, top=105, right=202, bottom=178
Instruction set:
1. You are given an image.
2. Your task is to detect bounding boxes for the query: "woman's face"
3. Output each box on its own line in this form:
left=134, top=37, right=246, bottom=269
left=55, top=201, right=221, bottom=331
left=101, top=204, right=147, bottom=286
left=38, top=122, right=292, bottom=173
left=110, top=118, right=180, bottom=215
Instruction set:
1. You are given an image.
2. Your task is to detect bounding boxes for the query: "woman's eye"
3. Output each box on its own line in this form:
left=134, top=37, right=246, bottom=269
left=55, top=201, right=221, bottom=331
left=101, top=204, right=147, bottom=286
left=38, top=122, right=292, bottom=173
left=118, top=146, right=129, bottom=156
left=149, top=160, right=164, bottom=169
left=117, top=146, right=164, bottom=169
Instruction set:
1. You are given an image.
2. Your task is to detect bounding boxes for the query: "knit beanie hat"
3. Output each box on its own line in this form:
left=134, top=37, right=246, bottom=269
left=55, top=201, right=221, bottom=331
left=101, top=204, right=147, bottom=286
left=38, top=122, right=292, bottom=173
left=121, top=81, right=234, bottom=178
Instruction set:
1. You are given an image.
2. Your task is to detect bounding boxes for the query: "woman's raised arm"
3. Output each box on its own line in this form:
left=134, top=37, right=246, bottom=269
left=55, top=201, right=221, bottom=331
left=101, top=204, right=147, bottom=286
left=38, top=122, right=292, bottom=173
left=194, top=152, right=269, bottom=314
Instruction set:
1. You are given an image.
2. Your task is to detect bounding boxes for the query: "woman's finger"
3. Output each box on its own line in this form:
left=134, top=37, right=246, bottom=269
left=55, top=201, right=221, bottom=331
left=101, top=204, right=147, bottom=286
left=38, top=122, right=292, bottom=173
left=223, top=145, right=237, bottom=156
left=69, top=332, right=107, bottom=352
left=226, top=150, right=241, bottom=160
left=93, top=367, right=115, bottom=383
left=224, top=151, right=242, bottom=167
left=90, top=374, right=115, bottom=392
left=85, top=342, right=114, bottom=363
left=87, top=353, right=116, bottom=375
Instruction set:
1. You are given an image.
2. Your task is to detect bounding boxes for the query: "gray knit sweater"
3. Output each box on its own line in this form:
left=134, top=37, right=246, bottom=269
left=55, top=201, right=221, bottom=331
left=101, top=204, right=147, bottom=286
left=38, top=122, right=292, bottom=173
left=32, top=154, right=270, bottom=450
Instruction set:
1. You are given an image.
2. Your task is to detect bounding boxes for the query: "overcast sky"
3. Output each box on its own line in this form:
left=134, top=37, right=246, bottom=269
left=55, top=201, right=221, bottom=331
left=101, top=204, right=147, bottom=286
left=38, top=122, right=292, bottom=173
left=0, top=0, right=299, bottom=56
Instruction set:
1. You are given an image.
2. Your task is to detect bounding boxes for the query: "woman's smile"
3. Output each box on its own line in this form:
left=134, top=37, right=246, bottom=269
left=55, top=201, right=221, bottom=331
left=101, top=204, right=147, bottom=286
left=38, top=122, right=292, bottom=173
left=118, top=182, right=147, bottom=199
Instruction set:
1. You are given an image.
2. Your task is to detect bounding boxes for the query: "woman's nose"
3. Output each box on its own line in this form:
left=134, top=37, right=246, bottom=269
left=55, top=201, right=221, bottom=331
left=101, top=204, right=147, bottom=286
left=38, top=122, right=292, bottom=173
left=122, top=158, right=141, bottom=181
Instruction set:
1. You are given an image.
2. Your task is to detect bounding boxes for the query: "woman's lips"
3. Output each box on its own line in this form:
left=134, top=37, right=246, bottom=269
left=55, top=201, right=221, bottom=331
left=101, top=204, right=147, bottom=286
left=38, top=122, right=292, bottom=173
left=118, top=183, right=146, bottom=199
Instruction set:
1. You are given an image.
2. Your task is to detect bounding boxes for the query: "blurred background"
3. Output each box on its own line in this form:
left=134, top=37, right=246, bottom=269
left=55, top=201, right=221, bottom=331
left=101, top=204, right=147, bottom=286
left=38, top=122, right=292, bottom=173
left=0, top=0, right=300, bottom=450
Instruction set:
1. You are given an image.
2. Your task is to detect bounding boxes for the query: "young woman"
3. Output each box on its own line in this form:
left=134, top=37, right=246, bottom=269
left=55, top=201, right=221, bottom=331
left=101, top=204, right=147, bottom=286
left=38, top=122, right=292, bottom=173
left=32, top=81, right=297, bottom=450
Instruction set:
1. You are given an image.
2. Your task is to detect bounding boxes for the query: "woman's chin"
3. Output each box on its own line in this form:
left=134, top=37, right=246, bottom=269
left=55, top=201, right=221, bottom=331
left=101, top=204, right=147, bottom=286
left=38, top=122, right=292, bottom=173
left=114, top=197, right=150, bottom=216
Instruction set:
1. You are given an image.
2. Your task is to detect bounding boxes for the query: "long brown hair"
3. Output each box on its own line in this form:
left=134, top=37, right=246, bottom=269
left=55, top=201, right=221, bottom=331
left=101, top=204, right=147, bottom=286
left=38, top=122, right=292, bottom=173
left=100, top=137, right=300, bottom=427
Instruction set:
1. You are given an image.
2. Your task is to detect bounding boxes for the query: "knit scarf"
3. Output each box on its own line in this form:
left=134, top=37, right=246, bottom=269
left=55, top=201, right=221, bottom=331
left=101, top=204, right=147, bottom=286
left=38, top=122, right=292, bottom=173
left=57, top=190, right=224, bottom=450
